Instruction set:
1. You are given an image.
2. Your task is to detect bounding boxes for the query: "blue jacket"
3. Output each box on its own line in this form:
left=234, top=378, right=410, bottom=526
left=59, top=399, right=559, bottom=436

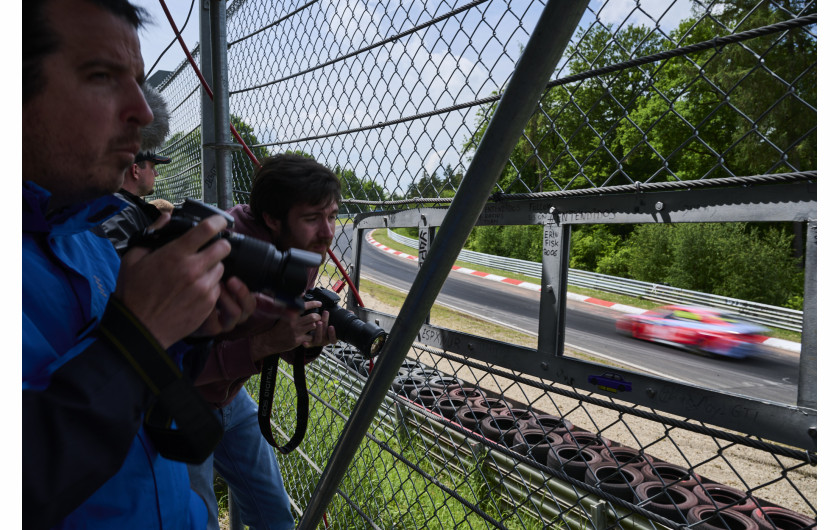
left=22, top=181, right=206, bottom=529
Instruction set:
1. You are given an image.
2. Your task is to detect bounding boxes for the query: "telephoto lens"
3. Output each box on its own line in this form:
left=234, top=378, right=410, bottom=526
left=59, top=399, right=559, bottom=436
left=303, top=288, right=387, bottom=358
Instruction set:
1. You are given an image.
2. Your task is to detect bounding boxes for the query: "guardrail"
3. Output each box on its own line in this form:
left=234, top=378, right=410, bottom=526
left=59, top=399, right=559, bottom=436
left=384, top=229, right=803, bottom=332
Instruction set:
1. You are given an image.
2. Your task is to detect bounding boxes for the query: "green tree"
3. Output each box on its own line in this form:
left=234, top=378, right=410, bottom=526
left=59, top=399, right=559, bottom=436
left=336, top=165, right=387, bottom=215
left=622, top=223, right=803, bottom=308
left=405, top=170, right=444, bottom=198
left=230, top=115, right=270, bottom=204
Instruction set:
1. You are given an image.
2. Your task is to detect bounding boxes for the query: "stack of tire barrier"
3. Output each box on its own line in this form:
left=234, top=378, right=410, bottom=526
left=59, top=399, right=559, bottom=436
left=327, top=347, right=817, bottom=529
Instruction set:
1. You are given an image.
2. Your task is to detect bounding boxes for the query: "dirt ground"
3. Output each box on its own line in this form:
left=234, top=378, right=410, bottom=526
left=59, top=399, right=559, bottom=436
left=357, top=288, right=817, bottom=518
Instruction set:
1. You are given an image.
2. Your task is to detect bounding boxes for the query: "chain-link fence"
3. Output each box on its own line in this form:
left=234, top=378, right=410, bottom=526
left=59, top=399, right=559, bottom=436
left=150, top=0, right=817, bottom=528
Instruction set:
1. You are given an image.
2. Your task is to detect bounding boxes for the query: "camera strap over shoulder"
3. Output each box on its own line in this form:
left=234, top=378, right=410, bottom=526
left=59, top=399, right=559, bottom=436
left=258, top=349, right=309, bottom=454
left=99, top=297, right=223, bottom=464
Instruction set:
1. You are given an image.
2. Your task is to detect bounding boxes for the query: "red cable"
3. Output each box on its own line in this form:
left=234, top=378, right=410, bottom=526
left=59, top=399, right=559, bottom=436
left=157, top=0, right=262, bottom=167
left=327, top=248, right=365, bottom=308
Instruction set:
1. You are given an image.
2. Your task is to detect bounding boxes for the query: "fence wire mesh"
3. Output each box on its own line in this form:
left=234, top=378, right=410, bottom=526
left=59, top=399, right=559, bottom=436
left=150, top=0, right=816, bottom=528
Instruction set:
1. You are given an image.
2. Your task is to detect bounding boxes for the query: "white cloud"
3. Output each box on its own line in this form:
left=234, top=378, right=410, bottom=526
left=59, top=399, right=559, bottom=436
left=595, top=0, right=694, bottom=32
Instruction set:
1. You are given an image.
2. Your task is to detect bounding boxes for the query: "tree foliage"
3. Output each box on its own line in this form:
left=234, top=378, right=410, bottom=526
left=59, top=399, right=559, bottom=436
left=457, top=2, right=813, bottom=308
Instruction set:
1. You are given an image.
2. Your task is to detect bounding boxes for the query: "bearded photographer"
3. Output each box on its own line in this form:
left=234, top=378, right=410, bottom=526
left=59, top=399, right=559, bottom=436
left=22, top=0, right=255, bottom=528
left=188, top=154, right=341, bottom=529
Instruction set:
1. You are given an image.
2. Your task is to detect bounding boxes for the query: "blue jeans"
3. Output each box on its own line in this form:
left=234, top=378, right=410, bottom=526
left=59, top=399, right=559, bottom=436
left=188, top=391, right=295, bottom=530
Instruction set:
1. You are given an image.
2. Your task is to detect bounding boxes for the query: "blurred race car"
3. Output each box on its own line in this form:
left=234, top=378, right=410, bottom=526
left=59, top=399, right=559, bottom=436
left=615, top=305, right=770, bottom=359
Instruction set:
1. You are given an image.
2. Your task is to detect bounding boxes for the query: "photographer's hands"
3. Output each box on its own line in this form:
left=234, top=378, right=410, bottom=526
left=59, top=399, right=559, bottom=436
left=249, top=300, right=337, bottom=362
left=115, top=214, right=256, bottom=349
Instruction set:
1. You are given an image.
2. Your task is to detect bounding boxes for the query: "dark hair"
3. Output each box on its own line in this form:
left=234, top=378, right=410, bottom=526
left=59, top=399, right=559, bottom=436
left=249, top=153, right=342, bottom=226
left=23, top=0, right=149, bottom=104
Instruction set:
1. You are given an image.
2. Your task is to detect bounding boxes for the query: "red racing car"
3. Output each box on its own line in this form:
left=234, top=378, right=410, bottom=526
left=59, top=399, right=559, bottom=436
left=616, top=305, right=770, bottom=359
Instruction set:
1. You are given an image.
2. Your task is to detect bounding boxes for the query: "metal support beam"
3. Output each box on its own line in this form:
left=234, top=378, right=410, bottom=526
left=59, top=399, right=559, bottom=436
left=798, top=219, right=817, bottom=412
left=298, top=0, right=591, bottom=526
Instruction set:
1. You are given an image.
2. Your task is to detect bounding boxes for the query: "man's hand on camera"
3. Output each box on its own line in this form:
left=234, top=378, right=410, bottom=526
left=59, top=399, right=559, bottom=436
left=249, top=299, right=337, bottom=362
left=116, top=213, right=232, bottom=349
left=190, top=275, right=256, bottom=338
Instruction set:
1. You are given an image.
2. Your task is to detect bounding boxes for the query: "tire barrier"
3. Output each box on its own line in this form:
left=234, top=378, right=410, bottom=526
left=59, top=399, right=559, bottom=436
left=640, top=461, right=702, bottom=489
left=584, top=461, right=645, bottom=502
left=635, top=481, right=699, bottom=522
left=510, top=428, right=565, bottom=465
left=751, top=506, right=817, bottom=529
left=599, top=446, right=653, bottom=468
left=687, top=505, right=760, bottom=530
left=546, top=443, right=603, bottom=481
left=692, top=483, right=759, bottom=514
left=323, top=354, right=814, bottom=526
left=563, top=431, right=613, bottom=453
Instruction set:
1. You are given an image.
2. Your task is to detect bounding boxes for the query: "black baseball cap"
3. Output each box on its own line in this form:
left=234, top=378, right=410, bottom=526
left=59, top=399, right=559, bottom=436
left=135, top=151, right=172, bottom=164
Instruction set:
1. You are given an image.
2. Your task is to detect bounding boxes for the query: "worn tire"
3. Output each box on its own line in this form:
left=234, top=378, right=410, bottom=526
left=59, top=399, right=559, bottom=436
left=446, top=385, right=485, bottom=402
left=399, top=359, right=426, bottom=373
left=454, top=404, right=493, bottom=432
left=478, top=414, right=520, bottom=446
left=434, top=395, right=467, bottom=419
left=511, top=428, right=565, bottom=465
left=563, top=431, right=613, bottom=453
left=692, top=483, right=758, bottom=514
left=409, top=386, right=448, bottom=408
left=751, top=506, right=816, bottom=530
left=600, top=446, right=653, bottom=468
left=424, top=375, right=463, bottom=390
left=528, top=414, right=574, bottom=436
left=635, top=481, right=699, bottom=523
left=391, top=375, right=429, bottom=398
left=468, top=396, right=510, bottom=413
left=584, top=462, right=645, bottom=502
left=641, top=461, right=701, bottom=489
left=497, top=407, right=536, bottom=425
left=688, top=505, right=759, bottom=530
left=410, top=367, right=445, bottom=380
left=546, top=443, right=602, bottom=481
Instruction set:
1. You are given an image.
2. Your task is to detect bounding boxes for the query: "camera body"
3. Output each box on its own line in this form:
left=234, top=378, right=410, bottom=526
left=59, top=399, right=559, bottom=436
left=303, top=287, right=387, bottom=358
left=133, top=198, right=322, bottom=307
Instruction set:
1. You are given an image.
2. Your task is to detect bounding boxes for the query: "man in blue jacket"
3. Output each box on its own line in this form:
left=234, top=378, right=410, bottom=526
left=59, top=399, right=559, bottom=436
left=22, top=0, right=254, bottom=527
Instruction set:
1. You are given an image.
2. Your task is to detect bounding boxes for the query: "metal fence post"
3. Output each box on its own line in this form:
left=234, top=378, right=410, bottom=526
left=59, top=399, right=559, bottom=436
left=296, top=1, right=590, bottom=526
left=199, top=0, right=217, bottom=205
left=209, top=0, right=233, bottom=209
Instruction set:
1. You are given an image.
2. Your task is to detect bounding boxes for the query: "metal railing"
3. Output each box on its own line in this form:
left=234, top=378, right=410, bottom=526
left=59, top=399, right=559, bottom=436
left=385, top=228, right=803, bottom=332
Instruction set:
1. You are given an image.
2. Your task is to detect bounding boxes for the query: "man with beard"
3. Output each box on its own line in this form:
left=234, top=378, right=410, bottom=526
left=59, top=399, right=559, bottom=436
left=23, top=0, right=254, bottom=527
left=188, top=153, right=341, bottom=529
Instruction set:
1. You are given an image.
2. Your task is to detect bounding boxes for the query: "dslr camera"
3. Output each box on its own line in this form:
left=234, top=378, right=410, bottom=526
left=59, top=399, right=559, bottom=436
left=303, top=288, right=387, bottom=358
left=133, top=198, right=322, bottom=307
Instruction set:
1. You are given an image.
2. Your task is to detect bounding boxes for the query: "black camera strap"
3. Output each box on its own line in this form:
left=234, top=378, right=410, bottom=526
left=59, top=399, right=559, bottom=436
left=99, top=297, right=223, bottom=464
left=258, top=349, right=309, bottom=454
